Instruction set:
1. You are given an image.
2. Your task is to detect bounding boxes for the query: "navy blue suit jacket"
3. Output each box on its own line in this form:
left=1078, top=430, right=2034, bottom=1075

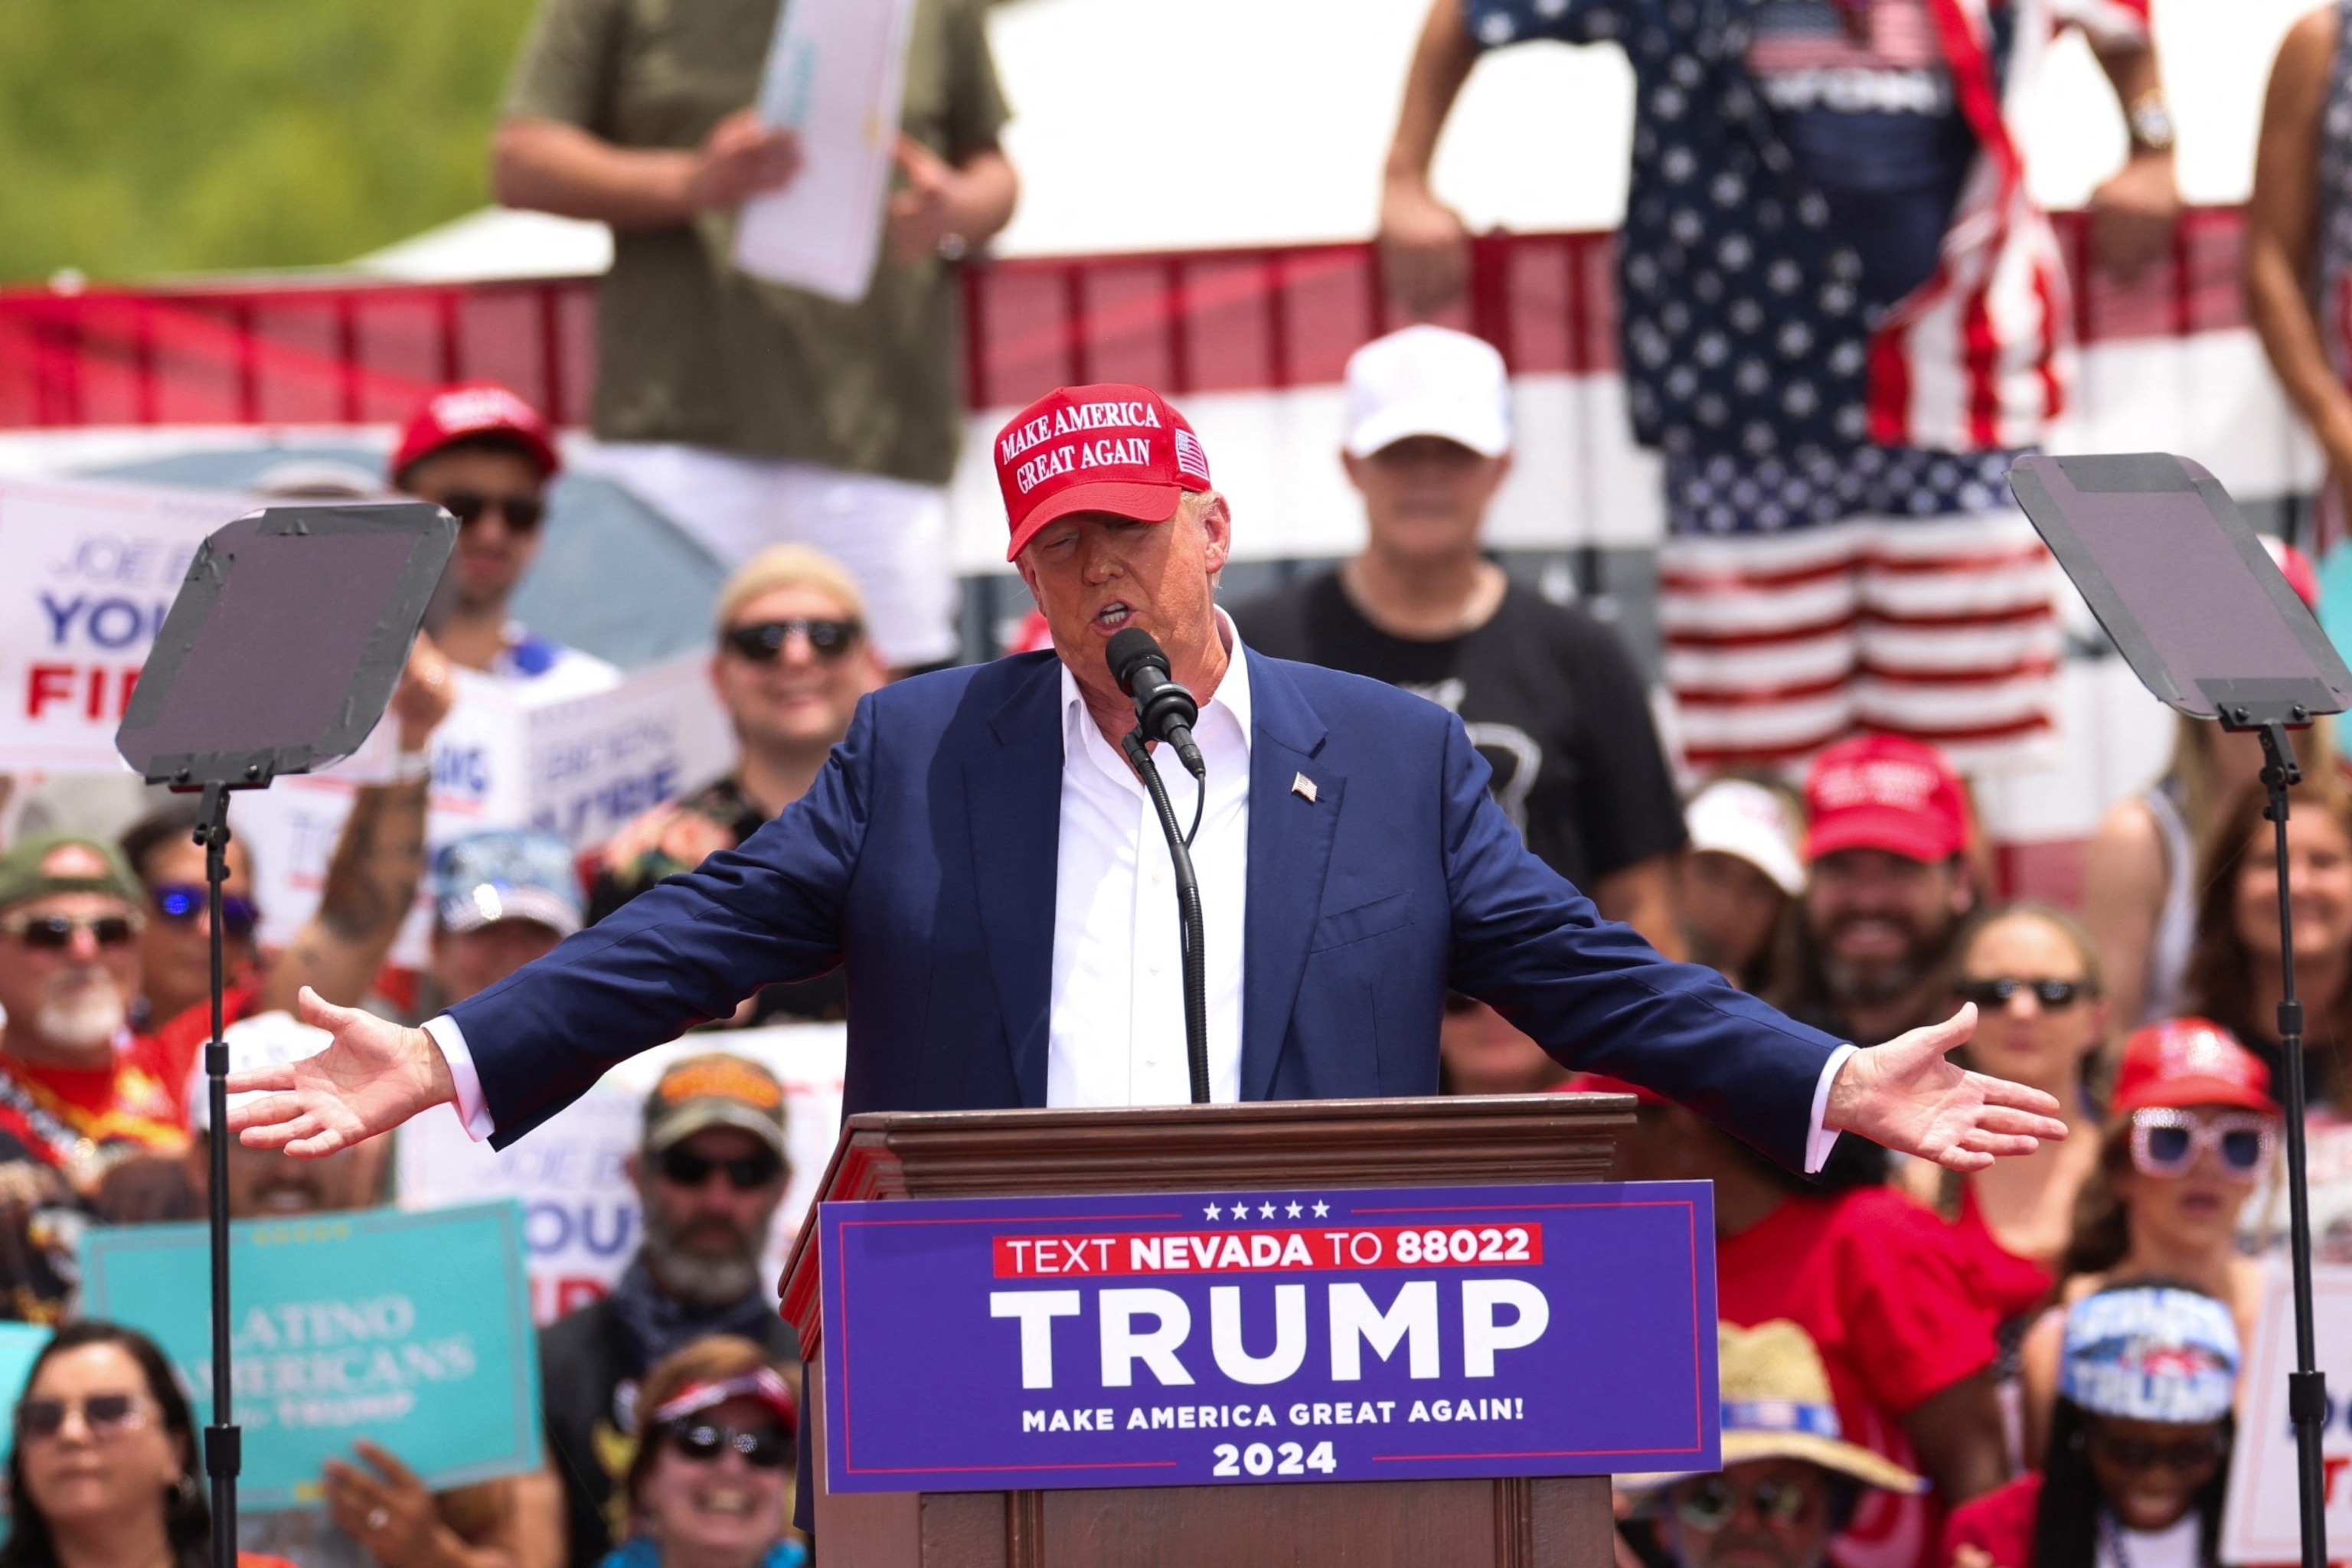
left=450, top=650, right=1844, bottom=1168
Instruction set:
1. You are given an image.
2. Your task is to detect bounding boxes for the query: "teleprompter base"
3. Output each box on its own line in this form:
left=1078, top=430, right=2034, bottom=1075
left=780, top=1093, right=1635, bottom=1568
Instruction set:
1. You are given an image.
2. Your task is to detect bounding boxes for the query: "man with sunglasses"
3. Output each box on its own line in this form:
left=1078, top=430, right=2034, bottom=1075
left=1635, top=1321, right=1923, bottom=1568
left=537, top=1054, right=797, bottom=1568
left=0, top=835, right=186, bottom=1318
left=587, top=545, right=886, bottom=1027
left=390, top=383, right=618, bottom=699
left=232, top=384, right=2069, bottom=1532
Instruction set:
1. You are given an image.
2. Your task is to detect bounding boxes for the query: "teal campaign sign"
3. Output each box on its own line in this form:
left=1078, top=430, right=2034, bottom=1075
left=80, top=1200, right=540, bottom=1511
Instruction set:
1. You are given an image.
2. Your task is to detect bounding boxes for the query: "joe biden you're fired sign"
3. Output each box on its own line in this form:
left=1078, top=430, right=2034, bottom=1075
left=817, top=1181, right=1719, bottom=1492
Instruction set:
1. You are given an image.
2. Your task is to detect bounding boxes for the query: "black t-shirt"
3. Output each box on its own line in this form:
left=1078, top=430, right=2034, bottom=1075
left=1230, top=573, right=1686, bottom=888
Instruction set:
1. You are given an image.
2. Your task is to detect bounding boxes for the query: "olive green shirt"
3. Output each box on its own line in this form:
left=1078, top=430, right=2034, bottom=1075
left=503, top=0, right=1009, bottom=482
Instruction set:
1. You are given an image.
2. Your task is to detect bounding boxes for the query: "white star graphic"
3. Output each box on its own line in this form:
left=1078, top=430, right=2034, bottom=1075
left=1312, top=1200, right=1330, bottom=1218
left=1285, top=1202, right=1302, bottom=1219
left=1204, top=1204, right=1222, bottom=1220
left=1232, top=1199, right=1251, bottom=1221
left=1259, top=1202, right=1276, bottom=1219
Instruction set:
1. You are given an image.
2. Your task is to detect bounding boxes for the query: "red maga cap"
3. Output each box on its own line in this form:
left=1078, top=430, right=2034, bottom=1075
left=1803, top=734, right=1968, bottom=864
left=390, top=382, right=560, bottom=486
left=994, top=384, right=1212, bottom=561
left=2112, top=1018, right=2278, bottom=1117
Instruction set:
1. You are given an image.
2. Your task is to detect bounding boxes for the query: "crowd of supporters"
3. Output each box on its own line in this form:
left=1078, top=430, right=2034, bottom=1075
left=8, top=0, right=2352, bottom=1562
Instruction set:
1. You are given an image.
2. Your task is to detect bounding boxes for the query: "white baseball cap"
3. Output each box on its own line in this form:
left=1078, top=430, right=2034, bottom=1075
left=1685, top=778, right=1806, bottom=897
left=1343, top=325, right=1512, bottom=459
left=188, top=1009, right=331, bottom=1135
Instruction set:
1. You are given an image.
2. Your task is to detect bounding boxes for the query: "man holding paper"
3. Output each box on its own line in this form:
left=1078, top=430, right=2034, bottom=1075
left=491, top=0, right=1018, bottom=673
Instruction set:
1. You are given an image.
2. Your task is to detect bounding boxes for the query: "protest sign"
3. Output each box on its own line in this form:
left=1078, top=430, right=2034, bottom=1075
left=733, top=0, right=918, bottom=302
left=236, top=655, right=730, bottom=967
left=818, top=1181, right=1719, bottom=1494
left=0, top=476, right=247, bottom=770
left=397, top=1024, right=846, bottom=1324
left=2221, top=1263, right=2352, bottom=1563
left=80, top=1200, right=540, bottom=1511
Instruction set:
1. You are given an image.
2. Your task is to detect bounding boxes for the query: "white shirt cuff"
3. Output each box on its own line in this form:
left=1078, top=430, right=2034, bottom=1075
left=421, top=1014, right=497, bottom=1142
left=1804, top=1044, right=1860, bottom=1174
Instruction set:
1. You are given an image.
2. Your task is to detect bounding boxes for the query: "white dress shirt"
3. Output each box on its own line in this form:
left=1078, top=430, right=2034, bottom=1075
left=426, top=626, right=1852, bottom=1167
left=1047, top=629, right=1252, bottom=1106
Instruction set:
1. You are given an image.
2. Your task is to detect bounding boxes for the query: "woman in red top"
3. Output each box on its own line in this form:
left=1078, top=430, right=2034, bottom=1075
left=1, top=1321, right=296, bottom=1568
left=1941, top=1282, right=2237, bottom=1568
left=1900, top=904, right=2109, bottom=1321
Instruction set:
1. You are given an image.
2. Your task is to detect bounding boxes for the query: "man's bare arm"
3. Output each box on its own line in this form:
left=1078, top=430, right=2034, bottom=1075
left=1378, top=0, right=1482, bottom=316
left=2083, top=36, right=2181, bottom=279
left=492, top=112, right=801, bottom=230
left=1902, top=1370, right=2010, bottom=1503
left=259, top=637, right=452, bottom=1014
left=2246, top=11, right=2352, bottom=511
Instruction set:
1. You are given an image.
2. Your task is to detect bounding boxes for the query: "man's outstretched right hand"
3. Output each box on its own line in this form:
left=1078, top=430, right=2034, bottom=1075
left=224, top=987, right=456, bottom=1158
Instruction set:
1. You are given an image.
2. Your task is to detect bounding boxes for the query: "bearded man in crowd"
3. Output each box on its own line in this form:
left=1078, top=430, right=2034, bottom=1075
left=1775, top=737, right=1978, bottom=1050
left=536, top=1054, right=799, bottom=1568
left=0, top=836, right=185, bottom=1318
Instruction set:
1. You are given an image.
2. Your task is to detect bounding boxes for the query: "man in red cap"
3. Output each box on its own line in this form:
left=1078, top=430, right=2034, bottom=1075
left=390, top=382, right=617, bottom=699
left=1778, top=736, right=1981, bottom=1056
left=233, top=384, right=2065, bottom=1398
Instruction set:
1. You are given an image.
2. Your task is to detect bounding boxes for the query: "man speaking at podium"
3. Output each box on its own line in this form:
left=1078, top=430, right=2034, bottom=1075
left=226, top=384, right=2062, bottom=1186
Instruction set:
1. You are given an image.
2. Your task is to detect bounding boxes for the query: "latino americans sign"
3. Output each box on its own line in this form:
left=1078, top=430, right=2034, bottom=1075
left=818, top=1181, right=1719, bottom=1493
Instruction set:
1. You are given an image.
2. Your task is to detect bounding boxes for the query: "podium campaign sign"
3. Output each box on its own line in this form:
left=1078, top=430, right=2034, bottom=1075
left=80, top=1200, right=541, bottom=1510
left=820, top=1181, right=1717, bottom=1493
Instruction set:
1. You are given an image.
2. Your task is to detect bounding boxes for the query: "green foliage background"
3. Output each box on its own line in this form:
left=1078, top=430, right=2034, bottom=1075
left=0, top=0, right=542, bottom=285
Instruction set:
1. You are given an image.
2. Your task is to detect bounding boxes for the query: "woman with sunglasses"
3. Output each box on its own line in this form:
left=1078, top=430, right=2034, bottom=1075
left=2180, top=778, right=2352, bottom=1262
left=605, top=1337, right=805, bottom=1568
left=1900, top=905, right=2109, bottom=1324
left=2014, top=1020, right=2276, bottom=1468
left=1942, top=1282, right=2238, bottom=1568
left=1, top=1321, right=294, bottom=1568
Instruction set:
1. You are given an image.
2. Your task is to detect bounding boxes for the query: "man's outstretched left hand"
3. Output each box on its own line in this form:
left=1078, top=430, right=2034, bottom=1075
left=1824, top=1004, right=2067, bottom=1172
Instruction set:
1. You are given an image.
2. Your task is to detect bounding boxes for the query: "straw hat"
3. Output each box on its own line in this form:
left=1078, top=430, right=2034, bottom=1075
left=1626, top=1321, right=1925, bottom=1494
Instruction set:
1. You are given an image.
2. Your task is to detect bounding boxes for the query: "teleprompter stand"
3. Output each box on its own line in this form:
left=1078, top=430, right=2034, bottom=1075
left=113, top=501, right=456, bottom=1568
left=2009, top=454, right=2352, bottom=1568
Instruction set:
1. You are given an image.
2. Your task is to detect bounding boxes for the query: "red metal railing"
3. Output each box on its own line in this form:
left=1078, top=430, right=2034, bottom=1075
left=0, top=207, right=2248, bottom=432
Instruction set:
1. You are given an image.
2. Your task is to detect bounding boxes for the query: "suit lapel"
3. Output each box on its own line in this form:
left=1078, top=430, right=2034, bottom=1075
left=1241, top=656, right=1338, bottom=1101
left=963, top=656, right=1064, bottom=1106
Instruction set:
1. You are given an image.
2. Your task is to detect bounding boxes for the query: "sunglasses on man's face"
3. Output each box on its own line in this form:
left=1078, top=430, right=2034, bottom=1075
left=665, top=1418, right=790, bottom=1469
left=2128, top=1107, right=2275, bottom=1178
left=722, top=619, right=863, bottom=664
left=4, top=914, right=140, bottom=952
left=439, top=491, right=545, bottom=534
left=1672, top=1475, right=1818, bottom=1532
left=658, top=1145, right=784, bottom=1191
left=151, top=884, right=260, bottom=941
left=1954, top=977, right=2090, bottom=1011
left=17, top=1393, right=151, bottom=1442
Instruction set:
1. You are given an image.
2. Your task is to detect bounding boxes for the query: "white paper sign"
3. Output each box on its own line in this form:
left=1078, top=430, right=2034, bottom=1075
left=2220, top=1263, right=2352, bottom=1563
left=0, top=478, right=248, bottom=771
left=394, top=1024, right=846, bottom=1325
left=731, top=0, right=918, bottom=302
left=236, top=656, right=731, bottom=970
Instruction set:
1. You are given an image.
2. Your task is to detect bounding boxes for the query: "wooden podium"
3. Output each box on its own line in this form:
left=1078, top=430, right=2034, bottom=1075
left=777, top=1093, right=1635, bottom=1568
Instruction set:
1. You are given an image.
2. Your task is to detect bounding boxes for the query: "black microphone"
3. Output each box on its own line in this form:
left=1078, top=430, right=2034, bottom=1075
left=1106, top=628, right=1205, bottom=780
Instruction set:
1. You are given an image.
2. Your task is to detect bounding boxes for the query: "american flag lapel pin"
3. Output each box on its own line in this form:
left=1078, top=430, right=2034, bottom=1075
left=1292, top=772, right=1318, bottom=803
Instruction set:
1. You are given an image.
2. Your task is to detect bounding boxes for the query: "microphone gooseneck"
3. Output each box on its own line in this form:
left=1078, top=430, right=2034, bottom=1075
left=1106, top=628, right=1206, bottom=780
left=1106, top=628, right=1211, bottom=1104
